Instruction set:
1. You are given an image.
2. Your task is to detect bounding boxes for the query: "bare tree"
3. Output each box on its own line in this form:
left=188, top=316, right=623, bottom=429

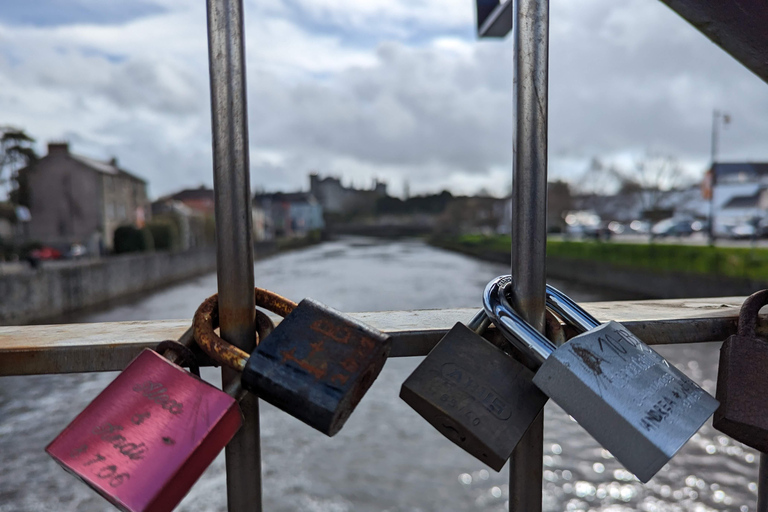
left=576, top=152, right=690, bottom=214
left=621, top=153, right=688, bottom=213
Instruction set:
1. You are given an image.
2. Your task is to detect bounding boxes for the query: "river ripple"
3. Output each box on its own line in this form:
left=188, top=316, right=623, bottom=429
left=0, top=238, right=759, bottom=511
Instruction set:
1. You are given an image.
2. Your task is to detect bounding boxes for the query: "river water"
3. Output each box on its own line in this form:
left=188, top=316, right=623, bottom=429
left=0, top=238, right=760, bottom=511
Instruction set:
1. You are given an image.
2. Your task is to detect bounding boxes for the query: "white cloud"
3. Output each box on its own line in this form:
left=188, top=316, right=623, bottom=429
left=0, top=0, right=766, bottom=200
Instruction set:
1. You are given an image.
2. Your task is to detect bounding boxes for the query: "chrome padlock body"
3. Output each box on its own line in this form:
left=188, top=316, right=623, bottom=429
left=714, top=288, right=768, bottom=452
left=400, top=317, right=547, bottom=471
left=484, top=277, right=719, bottom=483
left=195, top=288, right=391, bottom=437
left=46, top=349, right=242, bottom=512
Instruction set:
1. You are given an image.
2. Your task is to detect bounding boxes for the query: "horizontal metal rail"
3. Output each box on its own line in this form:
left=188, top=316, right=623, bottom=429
left=0, top=296, right=757, bottom=376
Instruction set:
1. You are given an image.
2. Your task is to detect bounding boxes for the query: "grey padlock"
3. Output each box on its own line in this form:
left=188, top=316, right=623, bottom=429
left=400, top=310, right=548, bottom=471
left=483, top=276, right=719, bottom=483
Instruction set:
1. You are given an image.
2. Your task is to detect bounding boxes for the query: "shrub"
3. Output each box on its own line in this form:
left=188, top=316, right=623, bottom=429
left=114, top=225, right=154, bottom=254
left=147, top=220, right=179, bottom=251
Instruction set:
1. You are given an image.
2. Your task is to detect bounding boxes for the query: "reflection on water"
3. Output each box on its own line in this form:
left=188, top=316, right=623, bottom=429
left=0, top=238, right=760, bottom=511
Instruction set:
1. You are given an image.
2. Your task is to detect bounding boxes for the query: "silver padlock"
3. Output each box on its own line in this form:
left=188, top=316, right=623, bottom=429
left=483, top=276, right=719, bottom=483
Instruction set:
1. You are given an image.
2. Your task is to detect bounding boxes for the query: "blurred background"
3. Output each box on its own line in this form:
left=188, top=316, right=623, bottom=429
left=1, top=0, right=767, bottom=511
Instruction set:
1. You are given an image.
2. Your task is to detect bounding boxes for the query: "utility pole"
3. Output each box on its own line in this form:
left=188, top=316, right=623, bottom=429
left=708, top=109, right=730, bottom=245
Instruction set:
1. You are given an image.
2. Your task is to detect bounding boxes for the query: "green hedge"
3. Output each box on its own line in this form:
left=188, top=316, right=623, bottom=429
left=441, top=235, right=768, bottom=281
left=114, top=226, right=154, bottom=254
left=147, top=219, right=179, bottom=251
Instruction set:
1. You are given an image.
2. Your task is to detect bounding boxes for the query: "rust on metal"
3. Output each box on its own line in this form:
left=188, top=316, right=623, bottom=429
left=193, top=287, right=294, bottom=372
left=544, top=309, right=567, bottom=346
left=254, top=287, right=298, bottom=317
left=194, top=294, right=250, bottom=372
left=714, top=288, right=768, bottom=452
left=737, top=289, right=768, bottom=337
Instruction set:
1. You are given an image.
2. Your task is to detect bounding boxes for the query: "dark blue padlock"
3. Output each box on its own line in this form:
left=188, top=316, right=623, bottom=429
left=194, top=288, right=391, bottom=436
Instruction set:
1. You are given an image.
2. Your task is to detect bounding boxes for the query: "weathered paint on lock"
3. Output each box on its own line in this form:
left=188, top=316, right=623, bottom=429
left=400, top=323, right=547, bottom=471
left=532, top=321, right=719, bottom=483
left=241, top=298, right=391, bottom=436
left=714, top=289, right=768, bottom=452
left=46, top=349, right=242, bottom=512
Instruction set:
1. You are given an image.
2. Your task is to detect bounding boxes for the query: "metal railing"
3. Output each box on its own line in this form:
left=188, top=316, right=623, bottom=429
left=0, top=298, right=766, bottom=509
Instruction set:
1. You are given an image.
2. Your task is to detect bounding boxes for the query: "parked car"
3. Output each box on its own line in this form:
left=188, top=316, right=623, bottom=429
left=726, top=222, right=758, bottom=239
left=564, top=211, right=611, bottom=240
left=651, top=219, right=694, bottom=238
left=30, top=246, right=63, bottom=260
left=66, top=243, right=88, bottom=259
left=627, top=220, right=651, bottom=235
left=607, top=221, right=625, bottom=235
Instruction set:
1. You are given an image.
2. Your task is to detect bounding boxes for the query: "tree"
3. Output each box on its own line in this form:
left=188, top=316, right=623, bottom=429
left=576, top=152, right=690, bottom=213
left=1, top=126, right=38, bottom=207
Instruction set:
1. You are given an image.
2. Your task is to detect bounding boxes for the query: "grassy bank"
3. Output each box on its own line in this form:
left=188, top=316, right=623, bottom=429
left=432, top=235, right=768, bottom=281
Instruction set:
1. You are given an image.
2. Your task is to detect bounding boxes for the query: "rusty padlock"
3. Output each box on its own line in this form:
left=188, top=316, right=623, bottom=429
left=194, top=287, right=391, bottom=436
left=400, top=310, right=547, bottom=471
left=46, top=314, right=275, bottom=512
left=714, top=289, right=768, bottom=452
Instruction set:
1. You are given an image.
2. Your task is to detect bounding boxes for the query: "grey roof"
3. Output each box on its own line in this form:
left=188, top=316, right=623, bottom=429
left=713, top=163, right=768, bottom=182
left=170, top=187, right=214, bottom=202
left=68, top=154, right=147, bottom=183
left=723, top=192, right=761, bottom=209
left=253, top=191, right=317, bottom=205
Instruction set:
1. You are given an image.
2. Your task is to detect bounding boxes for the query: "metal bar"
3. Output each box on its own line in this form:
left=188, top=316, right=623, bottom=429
left=206, top=0, right=261, bottom=510
left=0, top=298, right=758, bottom=375
left=508, top=0, right=550, bottom=508
left=759, top=453, right=768, bottom=512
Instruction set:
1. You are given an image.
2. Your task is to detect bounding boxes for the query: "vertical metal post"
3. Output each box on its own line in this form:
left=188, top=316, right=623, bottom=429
left=206, top=1, right=261, bottom=511
left=708, top=110, right=719, bottom=245
left=758, top=453, right=768, bottom=512
left=508, top=0, right=549, bottom=510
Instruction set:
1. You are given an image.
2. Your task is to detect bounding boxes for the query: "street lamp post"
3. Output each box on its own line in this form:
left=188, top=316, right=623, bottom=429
left=708, top=109, right=730, bottom=245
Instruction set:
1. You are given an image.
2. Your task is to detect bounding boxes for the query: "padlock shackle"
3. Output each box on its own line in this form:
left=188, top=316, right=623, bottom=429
left=194, top=287, right=296, bottom=371
left=467, top=309, right=491, bottom=335
left=544, top=285, right=601, bottom=333
left=482, top=275, right=556, bottom=367
left=737, top=288, right=768, bottom=338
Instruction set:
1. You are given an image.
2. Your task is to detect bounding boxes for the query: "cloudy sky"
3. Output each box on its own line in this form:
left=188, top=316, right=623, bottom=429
left=0, top=0, right=766, bottom=199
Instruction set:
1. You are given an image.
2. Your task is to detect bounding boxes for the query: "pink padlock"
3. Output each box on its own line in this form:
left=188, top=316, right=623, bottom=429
left=46, top=349, right=241, bottom=512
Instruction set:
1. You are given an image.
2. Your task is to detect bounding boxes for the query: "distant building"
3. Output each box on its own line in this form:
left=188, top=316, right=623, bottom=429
left=438, top=195, right=504, bottom=235
left=0, top=203, right=15, bottom=242
left=151, top=198, right=209, bottom=250
left=168, top=186, right=215, bottom=215
left=708, top=163, right=768, bottom=234
left=22, top=142, right=149, bottom=251
left=251, top=199, right=272, bottom=242
left=717, top=189, right=768, bottom=229
left=252, top=191, right=324, bottom=239
left=309, top=173, right=387, bottom=215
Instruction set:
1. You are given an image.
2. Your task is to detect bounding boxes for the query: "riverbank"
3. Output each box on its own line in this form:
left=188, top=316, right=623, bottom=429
left=0, top=248, right=217, bottom=325
left=0, top=234, right=323, bottom=325
left=431, top=235, right=768, bottom=298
